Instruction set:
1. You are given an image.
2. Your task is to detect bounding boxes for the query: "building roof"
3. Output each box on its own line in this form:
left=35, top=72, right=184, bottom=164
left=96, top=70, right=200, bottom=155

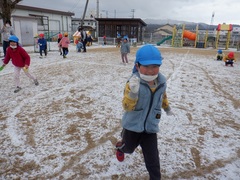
left=15, top=4, right=75, bottom=16
left=95, top=18, right=147, bottom=26
left=72, top=18, right=95, bottom=22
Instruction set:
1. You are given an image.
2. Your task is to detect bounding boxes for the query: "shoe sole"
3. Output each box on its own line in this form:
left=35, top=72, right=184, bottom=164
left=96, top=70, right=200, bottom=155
left=14, top=88, right=22, bottom=93
left=116, top=150, right=124, bottom=162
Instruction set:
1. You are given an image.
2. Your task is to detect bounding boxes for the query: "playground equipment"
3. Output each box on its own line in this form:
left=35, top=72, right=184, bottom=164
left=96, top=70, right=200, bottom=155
left=172, top=24, right=197, bottom=47
left=171, top=24, right=209, bottom=48
left=156, top=36, right=172, bottom=46
left=215, top=23, right=232, bottom=50
left=171, top=24, right=184, bottom=47
left=183, top=30, right=196, bottom=41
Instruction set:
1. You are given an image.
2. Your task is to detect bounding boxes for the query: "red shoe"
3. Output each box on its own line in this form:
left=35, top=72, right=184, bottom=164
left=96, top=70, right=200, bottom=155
left=116, top=142, right=125, bottom=162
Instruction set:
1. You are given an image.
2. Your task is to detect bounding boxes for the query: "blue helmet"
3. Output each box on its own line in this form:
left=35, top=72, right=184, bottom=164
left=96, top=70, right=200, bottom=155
left=218, top=49, right=222, bottom=54
left=132, top=45, right=162, bottom=73
left=9, top=35, right=19, bottom=43
left=136, top=45, right=162, bottom=66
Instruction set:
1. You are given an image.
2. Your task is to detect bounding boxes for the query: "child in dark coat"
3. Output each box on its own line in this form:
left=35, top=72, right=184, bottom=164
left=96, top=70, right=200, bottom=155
left=57, top=33, right=63, bottom=55
left=38, top=33, right=47, bottom=58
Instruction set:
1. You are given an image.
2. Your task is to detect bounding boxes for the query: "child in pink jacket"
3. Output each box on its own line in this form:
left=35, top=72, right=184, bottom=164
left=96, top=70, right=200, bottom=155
left=58, top=32, right=70, bottom=58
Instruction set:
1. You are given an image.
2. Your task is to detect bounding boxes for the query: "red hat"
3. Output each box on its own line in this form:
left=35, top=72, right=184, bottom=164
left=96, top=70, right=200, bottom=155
left=228, top=52, right=234, bottom=59
left=39, top=33, right=44, bottom=37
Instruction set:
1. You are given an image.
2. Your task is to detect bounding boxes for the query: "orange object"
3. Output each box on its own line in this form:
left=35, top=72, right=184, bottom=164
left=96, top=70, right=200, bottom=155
left=183, top=30, right=196, bottom=41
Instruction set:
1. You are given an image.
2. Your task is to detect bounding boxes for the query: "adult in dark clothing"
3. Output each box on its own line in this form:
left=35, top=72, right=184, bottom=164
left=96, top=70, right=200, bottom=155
left=78, top=27, right=87, bottom=52
left=0, top=20, right=15, bottom=57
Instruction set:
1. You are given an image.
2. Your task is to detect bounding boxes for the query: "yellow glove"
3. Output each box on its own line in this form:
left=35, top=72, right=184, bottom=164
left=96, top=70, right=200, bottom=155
left=23, top=66, right=28, bottom=72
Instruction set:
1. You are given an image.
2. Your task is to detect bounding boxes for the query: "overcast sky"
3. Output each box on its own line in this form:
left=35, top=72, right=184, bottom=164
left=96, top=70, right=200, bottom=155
left=19, top=0, right=240, bottom=25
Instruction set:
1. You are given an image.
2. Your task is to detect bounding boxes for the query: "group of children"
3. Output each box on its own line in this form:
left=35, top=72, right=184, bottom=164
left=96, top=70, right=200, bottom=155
left=1, top=30, right=238, bottom=179
left=0, top=32, right=170, bottom=178
left=57, top=29, right=91, bottom=57
left=215, top=49, right=236, bottom=66
left=37, top=32, right=70, bottom=59
left=57, top=32, right=70, bottom=58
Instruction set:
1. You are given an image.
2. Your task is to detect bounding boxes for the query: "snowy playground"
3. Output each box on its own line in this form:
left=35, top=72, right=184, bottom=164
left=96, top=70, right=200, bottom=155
left=0, top=43, right=240, bottom=179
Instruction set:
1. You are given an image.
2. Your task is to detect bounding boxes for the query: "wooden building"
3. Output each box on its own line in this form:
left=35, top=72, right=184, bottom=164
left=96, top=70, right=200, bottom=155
left=95, top=18, right=147, bottom=42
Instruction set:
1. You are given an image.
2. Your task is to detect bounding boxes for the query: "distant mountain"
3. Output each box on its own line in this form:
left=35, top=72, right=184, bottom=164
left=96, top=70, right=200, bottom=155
left=143, top=19, right=217, bottom=32
left=143, top=18, right=240, bottom=27
left=142, top=18, right=240, bottom=33
left=142, top=18, right=207, bottom=25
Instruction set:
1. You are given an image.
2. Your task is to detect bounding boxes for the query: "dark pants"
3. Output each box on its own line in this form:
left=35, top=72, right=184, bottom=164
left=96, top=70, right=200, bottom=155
left=216, top=55, right=223, bottom=61
left=120, top=129, right=161, bottom=180
left=40, top=48, right=47, bottom=56
left=225, top=60, right=233, bottom=66
left=62, top=47, right=69, bottom=57
left=3, top=41, right=9, bottom=57
left=82, top=39, right=87, bottom=52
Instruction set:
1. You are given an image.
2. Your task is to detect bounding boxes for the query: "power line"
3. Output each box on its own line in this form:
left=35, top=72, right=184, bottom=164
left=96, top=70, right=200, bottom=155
left=68, top=0, right=82, bottom=12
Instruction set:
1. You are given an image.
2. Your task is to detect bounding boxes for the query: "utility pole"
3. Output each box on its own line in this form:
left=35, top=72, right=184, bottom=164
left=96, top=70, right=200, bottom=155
left=96, top=0, right=99, bottom=38
left=131, top=9, right=135, bottom=18
left=210, top=11, right=215, bottom=26
left=80, top=0, right=89, bottom=28
left=96, top=0, right=99, bottom=18
left=205, top=11, right=215, bottom=48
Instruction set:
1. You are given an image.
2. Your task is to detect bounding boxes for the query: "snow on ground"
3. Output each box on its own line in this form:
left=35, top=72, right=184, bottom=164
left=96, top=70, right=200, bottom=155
left=0, top=43, right=240, bottom=179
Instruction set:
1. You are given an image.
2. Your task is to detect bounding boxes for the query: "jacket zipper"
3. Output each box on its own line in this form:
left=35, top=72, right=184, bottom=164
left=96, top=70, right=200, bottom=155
left=143, top=83, right=165, bottom=132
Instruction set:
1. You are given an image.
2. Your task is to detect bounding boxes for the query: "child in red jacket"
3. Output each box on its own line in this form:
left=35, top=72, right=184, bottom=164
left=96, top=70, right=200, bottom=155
left=224, top=52, right=236, bottom=67
left=0, top=35, right=39, bottom=93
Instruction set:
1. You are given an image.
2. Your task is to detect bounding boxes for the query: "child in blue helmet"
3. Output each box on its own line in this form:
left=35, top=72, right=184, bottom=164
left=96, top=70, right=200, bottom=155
left=216, top=49, right=225, bottom=61
left=0, top=35, right=39, bottom=93
left=120, top=36, right=130, bottom=64
left=116, top=45, right=174, bottom=179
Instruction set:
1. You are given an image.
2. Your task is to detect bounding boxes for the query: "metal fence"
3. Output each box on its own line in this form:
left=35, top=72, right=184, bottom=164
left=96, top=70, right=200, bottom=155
left=142, top=32, right=240, bottom=49
left=97, top=37, right=137, bottom=47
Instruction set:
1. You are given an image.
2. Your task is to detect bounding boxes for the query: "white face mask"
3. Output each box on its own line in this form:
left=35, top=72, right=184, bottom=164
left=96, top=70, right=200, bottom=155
left=10, top=45, right=17, bottom=49
left=6, top=24, right=10, bottom=27
left=139, top=72, right=158, bottom=82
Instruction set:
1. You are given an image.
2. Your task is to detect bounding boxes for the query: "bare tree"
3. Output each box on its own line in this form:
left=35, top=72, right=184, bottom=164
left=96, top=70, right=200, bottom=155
left=0, top=0, right=22, bottom=22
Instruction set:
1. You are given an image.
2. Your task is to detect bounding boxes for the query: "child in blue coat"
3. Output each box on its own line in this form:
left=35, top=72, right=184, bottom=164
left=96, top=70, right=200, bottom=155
left=38, top=33, right=47, bottom=58
left=116, top=45, right=174, bottom=179
left=120, top=37, right=130, bottom=64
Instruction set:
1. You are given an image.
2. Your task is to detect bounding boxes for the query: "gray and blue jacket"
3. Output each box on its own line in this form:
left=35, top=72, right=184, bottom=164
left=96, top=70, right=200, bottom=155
left=122, top=72, right=167, bottom=133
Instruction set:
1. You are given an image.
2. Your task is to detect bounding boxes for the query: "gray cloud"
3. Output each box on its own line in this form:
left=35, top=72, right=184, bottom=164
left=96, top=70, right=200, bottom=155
left=19, top=0, right=240, bottom=25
